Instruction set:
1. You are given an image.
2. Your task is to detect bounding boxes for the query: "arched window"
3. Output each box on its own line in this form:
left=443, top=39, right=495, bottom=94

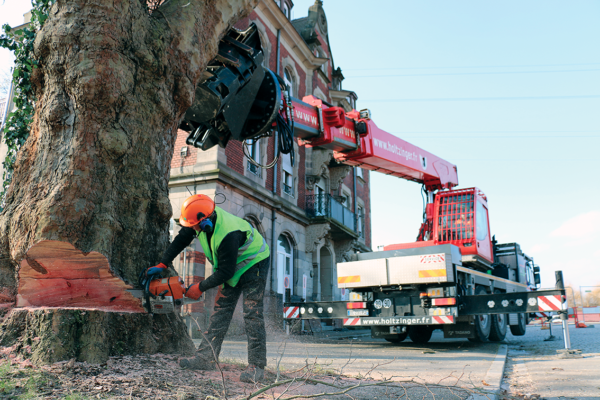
left=277, top=234, right=293, bottom=294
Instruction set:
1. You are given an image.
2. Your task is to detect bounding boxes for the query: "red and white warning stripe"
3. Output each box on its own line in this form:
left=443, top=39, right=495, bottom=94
left=537, top=295, right=566, bottom=312
left=283, top=306, right=300, bottom=319
left=431, top=316, right=454, bottom=324
left=534, top=312, right=551, bottom=318
left=343, top=318, right=362, bottom=326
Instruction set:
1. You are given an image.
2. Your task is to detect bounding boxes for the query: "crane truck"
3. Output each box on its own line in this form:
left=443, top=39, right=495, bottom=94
left=177, top=24, right=567, bottom=343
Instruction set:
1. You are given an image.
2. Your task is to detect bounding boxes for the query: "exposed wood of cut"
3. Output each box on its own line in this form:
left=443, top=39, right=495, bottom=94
left=17, top=240, right=144, bottom=312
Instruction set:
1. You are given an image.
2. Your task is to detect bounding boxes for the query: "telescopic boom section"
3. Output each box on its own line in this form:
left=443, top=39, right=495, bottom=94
left=295, top=96, right=459, bottom=192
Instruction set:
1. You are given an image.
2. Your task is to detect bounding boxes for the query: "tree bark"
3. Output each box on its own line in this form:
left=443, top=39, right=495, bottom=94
left=0, top=0, right=257, bottom=363
left=0, top=308, right=195, bottom=364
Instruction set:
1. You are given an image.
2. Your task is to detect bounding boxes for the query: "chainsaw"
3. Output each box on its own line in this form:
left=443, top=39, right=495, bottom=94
left=129, top=276, right=204, bottom=314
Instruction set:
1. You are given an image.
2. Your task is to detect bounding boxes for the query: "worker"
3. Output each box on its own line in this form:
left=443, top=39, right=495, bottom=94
left=146, top=194, right=270, bottom=383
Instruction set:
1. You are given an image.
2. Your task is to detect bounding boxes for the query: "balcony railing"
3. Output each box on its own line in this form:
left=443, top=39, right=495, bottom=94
left=306, top=194, right=355, bottom=232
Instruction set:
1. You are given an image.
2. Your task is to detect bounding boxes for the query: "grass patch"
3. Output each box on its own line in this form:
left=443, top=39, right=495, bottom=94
left=0, top=360, right=61, bottom=399
left=219, top=357, right=247, bottom=368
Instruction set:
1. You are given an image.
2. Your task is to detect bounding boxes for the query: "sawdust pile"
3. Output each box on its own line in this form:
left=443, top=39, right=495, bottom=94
left=0, top=352, right=256, bottom=399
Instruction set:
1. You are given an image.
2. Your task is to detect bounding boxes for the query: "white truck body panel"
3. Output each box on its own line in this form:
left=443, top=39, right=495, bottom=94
left=338, top=245, right=460, bottom=289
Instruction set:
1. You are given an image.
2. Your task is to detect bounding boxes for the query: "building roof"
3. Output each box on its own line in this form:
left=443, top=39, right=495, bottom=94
left=290, top=1, right=327, bottom=47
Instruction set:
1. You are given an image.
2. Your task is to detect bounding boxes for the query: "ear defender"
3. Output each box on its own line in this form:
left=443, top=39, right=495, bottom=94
left=196, top=211, right=214, bottom=233
left=199, top=218, right=214, bottom=233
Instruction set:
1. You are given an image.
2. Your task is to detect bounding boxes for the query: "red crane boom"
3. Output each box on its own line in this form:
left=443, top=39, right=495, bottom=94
left=292, top=96, right=459, bottom=192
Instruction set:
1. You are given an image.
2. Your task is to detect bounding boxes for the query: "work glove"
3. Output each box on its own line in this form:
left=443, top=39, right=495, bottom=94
left=185, top=283, right=203, bottom=300
left=138, top=263, right=168, bottom=288
left=145, top=263, right=168, bottom=278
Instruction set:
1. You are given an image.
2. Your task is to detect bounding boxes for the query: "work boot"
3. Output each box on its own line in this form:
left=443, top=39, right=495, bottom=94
left=179, top=355, right=216, bottom=370
left=239, top=364, right=264, bottom=383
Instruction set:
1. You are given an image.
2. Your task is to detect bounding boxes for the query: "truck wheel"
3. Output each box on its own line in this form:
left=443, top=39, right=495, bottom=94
left=489, top=290, right=508, bottom=341
left=468, top=286, right=492, bottom=342
left=489, top=313, right=507, bottom=341
left=408, top=326, right=433, bottom=344
left=509, top=313, right=527, bottom=336
left=385, top=332, right=408, bottom=343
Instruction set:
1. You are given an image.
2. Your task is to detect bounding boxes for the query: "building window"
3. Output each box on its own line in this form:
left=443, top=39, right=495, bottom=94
left=357, top=206, right=364, bottom=238
left=277, top=235, right=293, bottom=294
left=284, top=68, right=295, bottom=97
left=356, top=167, right=364, bottom=180
left=283, top=171, right=293, bottom=196
left=314, top=47, right=328, bottom=75
left=340, top=194, right=348, bottom=207
left=282, top=151, right=294, bottom=197
left=340, top=190, right=351, bottom=209
left=246, top=139, right=261, bottom=175
left=315, top=184, right=326, bottom=216
left=282, top=3, right=289, bottom=18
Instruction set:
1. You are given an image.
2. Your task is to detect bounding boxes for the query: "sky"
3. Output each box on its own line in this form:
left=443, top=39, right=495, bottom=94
left=1, top=1, right=599, bottom=294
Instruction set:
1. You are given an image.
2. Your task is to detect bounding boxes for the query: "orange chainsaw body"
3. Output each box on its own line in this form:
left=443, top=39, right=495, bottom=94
left=148, top=276, right=186, bottom=300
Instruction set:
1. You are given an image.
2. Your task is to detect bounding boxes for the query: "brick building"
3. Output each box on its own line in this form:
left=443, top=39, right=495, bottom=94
left=169, top=0, right=372, bottom=332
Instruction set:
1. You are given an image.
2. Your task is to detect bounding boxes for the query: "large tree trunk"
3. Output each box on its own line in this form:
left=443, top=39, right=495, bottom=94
left=0, top=0, right=257, bottom=364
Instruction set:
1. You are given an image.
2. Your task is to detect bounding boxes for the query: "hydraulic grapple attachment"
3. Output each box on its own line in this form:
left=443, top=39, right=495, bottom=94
left=181, top=23, right=283, bottom=150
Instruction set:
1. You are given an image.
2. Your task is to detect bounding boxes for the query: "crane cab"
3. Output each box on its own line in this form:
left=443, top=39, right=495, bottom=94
left=433, top=187, right=493, bottom=269
left=384, top=187, right=494, bottom=271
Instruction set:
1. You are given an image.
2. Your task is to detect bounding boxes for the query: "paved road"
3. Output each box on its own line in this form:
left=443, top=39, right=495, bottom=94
left=204, top=330, right=505, bottom=399
left=193, top=323, right=599, bottom=399
left=501, top=323, right=600, bottom=400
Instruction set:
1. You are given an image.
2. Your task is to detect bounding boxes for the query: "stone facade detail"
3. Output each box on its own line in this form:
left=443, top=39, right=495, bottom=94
left=309, top=148, right=333, bottom=177
left=334, top=239, right=358, bottom=263
left=329, top=164, right=353, bottom=192
left=305, top=175, right=320, bottom=191
left=305, top=223, right=330, bottom=253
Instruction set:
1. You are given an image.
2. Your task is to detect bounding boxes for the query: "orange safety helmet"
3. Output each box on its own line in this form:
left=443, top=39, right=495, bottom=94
left=179, top=194, right=215, bottom=227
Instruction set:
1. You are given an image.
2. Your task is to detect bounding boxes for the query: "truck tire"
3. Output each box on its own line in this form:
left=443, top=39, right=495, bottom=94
left=468, top=286, right=492, bottom=342
left=385, top=332, right=408, bottom=343
left=489, top=290, right=508, bottom=341
left=489, top=314, right=507, bottom=341
left=509, top=313, right=527, bottom=336
left=408, top=326, right=433, bottom=344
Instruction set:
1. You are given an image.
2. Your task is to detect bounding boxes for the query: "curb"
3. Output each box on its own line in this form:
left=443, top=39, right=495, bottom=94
left=467, top=344, right=508, bottom=400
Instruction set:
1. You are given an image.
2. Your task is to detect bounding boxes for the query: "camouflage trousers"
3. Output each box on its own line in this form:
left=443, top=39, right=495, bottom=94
left=197, top=257, right=269, bottom=368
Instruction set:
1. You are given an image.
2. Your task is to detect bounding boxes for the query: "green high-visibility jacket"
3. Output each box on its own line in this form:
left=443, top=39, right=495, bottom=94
left=197, top=206, right=269, bottom=287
